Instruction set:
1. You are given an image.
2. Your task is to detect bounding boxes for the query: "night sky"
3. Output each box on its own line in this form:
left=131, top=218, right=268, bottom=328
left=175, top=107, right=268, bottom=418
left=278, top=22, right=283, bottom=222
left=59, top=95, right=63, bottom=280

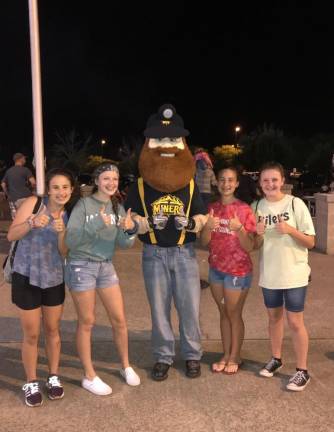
left=1, top=1, right=334, bottom=162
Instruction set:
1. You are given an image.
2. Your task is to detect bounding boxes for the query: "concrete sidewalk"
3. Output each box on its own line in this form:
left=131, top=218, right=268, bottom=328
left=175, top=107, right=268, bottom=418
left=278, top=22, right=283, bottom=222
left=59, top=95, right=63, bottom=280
left=0, top=224, right=333, bottom=432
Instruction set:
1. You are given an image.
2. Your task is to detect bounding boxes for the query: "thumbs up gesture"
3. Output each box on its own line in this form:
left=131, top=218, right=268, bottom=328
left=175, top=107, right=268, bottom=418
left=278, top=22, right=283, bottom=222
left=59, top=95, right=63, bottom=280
left=100, top=205, right=112, bottom=226
left=275, top=215, right=291, bottom=234
left=256, top=216, right=266, bottom=235
left=53, top=210, right=66, bottom=233
left=228, top=211, right=243, bottom=232
left=32, top=204, right=50, bottom=229
left=206, top=208, right=220, bottom=231
left=119, top=208, right=135, bottom=231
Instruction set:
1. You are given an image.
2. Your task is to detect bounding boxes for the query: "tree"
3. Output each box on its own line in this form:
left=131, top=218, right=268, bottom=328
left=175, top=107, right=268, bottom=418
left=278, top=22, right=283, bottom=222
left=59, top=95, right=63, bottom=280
left=48, top=128, right=93, bottom=175
left=84, top=155, right=118, bottom=173
left=117, top=134, right=144, bottom=178
left=239, top=123, right=294, bottom=170
left=213, top=145, right=242, bottom=165
left=306, top=134, right=334, bottom=180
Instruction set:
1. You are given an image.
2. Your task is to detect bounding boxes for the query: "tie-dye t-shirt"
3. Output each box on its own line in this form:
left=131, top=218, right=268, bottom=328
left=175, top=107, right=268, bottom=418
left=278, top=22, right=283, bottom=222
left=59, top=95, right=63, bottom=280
left=208, top=200, right=256, bottom=276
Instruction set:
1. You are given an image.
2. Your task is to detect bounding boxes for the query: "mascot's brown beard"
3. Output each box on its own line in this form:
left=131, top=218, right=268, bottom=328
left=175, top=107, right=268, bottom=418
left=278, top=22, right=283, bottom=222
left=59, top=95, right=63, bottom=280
left=139, top=139, right=195, bottom=192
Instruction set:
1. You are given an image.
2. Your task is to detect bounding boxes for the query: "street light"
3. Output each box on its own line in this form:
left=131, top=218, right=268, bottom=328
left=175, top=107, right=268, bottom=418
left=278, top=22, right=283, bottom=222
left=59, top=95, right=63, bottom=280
left=234, top=126, right=241, bottom=146
left=101, top=139, right=106, bottom=156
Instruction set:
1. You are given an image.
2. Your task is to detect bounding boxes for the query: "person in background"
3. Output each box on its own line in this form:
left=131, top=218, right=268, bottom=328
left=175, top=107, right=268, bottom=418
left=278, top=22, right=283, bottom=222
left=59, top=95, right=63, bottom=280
left=194, top=149, right=218, bottom=289
left=194, top=148, right=217, bottom=212
left=65, top=163, right=140, bottom=396
left=253, top=161, right=315, bottom=392
left=7, top=168, right=76, bottom=407
left=1, top=153, right=36, bottom=219
left=235, top=164, right=259, bottom=205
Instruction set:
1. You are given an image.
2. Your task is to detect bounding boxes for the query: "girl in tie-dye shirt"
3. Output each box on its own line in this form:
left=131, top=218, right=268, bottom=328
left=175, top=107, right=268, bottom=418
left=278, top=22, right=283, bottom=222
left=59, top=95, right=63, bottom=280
left=201, top=166, right=256, bottom=375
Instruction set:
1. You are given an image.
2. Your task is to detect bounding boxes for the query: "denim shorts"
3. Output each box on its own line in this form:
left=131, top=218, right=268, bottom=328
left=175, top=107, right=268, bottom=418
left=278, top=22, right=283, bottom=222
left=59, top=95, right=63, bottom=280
left=261, top=286, right=307, bottom=312
left=208, top=268, right=252, bottom=290
left=65, top=260, right=119, bottom=292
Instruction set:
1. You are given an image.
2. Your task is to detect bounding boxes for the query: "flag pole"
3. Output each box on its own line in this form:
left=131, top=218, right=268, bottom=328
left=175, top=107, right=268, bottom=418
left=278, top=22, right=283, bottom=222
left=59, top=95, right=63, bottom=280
left=28, top=0, right=45, bottom=196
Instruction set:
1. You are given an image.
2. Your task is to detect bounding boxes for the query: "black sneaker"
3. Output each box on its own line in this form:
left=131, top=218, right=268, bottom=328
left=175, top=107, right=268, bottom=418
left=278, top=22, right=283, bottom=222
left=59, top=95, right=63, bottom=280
left=185, top=360, right=201, bottom=378
left=22, top=381, right=43, bottom=407
left=286, top=370, right=310, bottom=392
left=259, top=357, right=283, bottom=377
left=46, top=375, right=64, bottom=400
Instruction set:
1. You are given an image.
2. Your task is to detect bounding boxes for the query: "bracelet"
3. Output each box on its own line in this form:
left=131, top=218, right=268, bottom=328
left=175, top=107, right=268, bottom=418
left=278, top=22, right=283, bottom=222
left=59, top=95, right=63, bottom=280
left=124, top=219, right=139, bottom=235
left=185, top=217, right=196, bottom=231
left=26, top=216, right=35, bottom=229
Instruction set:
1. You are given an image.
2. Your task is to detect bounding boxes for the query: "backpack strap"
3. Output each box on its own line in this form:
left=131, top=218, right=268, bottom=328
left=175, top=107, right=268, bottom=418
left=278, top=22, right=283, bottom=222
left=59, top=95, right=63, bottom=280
left=32, top=196, right=43, bottom=215
left=177, top=179, right=195, bottom=246
left=5, top=196, right=44, bottom=274
left=137, top=178, right=157, bottom=244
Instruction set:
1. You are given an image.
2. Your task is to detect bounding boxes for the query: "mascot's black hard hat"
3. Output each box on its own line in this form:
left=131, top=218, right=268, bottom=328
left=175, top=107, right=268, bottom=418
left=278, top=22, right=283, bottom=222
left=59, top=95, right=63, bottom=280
left=144, top=104, right=190, bottom=138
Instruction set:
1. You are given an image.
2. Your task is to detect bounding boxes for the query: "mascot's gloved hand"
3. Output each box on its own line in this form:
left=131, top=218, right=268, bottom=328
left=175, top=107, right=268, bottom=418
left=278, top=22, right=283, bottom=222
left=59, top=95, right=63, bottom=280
left=174, top=210, right=196, bottom=231
left=148, top=211, right=169, bottom=230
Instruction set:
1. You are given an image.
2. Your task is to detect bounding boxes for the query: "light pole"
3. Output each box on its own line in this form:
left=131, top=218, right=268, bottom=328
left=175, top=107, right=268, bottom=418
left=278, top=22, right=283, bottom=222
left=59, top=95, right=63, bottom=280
left=234, top=126, right=241, bottom=146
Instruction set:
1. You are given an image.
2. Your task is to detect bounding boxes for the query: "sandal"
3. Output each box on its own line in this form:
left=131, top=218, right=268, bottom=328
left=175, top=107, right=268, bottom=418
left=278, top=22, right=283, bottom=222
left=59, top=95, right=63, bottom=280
left=211, top=361, right=227, bottom=373
left=223, top=361, right=243, bottom=375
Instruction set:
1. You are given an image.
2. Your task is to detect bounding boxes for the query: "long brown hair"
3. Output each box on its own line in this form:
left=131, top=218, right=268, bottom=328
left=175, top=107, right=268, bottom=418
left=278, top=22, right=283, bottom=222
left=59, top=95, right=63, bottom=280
left=46, top=168, right=79, bottom=216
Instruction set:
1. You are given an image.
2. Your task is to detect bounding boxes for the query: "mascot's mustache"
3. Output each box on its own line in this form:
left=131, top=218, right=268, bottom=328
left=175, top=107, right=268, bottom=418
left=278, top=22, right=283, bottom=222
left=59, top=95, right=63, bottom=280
left=148, top=147, right=181, bottom=157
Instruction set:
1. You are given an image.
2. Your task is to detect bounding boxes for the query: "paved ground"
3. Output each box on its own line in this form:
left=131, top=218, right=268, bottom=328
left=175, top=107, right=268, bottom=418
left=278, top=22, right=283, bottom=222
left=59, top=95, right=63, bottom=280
left=0, top=220, right=333, bottom=432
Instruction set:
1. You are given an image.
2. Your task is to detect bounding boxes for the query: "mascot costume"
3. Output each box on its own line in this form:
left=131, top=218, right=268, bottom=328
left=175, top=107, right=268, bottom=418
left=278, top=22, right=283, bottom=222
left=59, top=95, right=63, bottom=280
left=125, top=104, right=207, bottom=381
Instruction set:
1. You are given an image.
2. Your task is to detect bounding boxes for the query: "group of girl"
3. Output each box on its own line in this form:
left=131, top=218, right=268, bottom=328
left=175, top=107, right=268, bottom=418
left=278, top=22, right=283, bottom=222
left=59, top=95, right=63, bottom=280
left=202, top=161, right=315, bottom=392
left=8, top=160, right=315, bottom=407
left=8, top=163, right=140, bottom=407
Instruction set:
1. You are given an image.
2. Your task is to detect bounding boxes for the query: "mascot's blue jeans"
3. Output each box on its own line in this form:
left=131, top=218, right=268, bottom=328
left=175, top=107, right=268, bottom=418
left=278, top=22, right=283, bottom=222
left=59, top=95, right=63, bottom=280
left=142, top=242, right=202, bottom=365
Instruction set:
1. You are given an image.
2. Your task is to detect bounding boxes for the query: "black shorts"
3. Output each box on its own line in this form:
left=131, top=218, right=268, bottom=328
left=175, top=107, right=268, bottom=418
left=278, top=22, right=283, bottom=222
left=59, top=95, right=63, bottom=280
left=12, top=272, right=65, bottom=310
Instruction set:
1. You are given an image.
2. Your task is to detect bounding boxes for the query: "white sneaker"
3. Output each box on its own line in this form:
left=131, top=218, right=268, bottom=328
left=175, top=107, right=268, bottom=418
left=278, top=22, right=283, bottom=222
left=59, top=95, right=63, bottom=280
left=81, top=376, right=112, bottom=395
left=120, top=367, right=141, bottom=386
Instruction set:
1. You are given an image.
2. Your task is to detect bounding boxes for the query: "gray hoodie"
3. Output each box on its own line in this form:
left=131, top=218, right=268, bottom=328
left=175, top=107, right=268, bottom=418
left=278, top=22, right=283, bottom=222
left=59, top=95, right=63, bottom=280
left=65, top=195, right=135, bottom=261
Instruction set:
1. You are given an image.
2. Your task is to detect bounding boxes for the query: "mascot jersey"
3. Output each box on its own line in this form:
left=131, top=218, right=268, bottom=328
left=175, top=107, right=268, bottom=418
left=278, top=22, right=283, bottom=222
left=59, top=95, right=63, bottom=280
left=126, top=180, right=205, bottom=247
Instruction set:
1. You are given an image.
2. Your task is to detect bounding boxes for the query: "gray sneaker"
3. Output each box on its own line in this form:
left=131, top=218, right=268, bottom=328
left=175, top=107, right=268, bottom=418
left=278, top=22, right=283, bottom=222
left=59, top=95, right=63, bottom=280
left=286, top=370, right=310, bottom=392
left=259, top=357, right=283, bottom=377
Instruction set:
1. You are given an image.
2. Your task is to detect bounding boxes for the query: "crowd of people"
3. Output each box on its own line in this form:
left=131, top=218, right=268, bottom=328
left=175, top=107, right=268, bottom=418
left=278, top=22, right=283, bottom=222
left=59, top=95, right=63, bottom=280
left=1, top=106, right=315, bottom=407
